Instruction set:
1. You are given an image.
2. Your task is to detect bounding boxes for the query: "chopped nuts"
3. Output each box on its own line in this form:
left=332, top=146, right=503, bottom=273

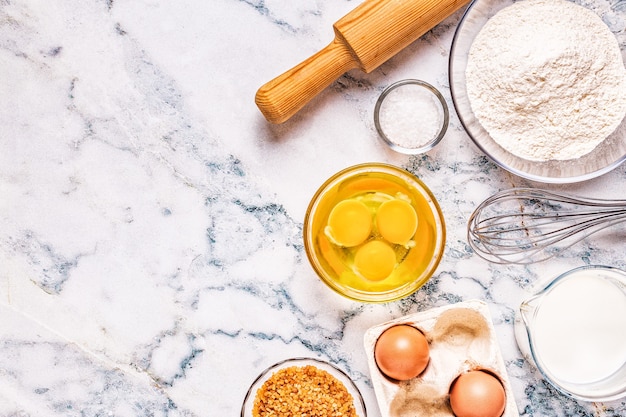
left=252, top=365, right=357, bottom=417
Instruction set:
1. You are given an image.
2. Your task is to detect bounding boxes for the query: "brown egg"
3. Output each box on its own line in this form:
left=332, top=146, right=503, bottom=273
left=449, top=370, right=506, bottom=417
left=374, top=324, right=430, bottom=381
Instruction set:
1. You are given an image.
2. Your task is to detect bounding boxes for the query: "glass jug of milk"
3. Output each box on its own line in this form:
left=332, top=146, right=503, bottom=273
left=514, top=265, right=626, bottom=402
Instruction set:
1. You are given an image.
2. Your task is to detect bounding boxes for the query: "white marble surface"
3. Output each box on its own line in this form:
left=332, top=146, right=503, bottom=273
left=1, top=0, right=625, bottom=416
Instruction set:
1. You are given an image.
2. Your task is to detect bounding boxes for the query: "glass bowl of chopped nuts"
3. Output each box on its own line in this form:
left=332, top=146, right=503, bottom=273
left=241, top=357, right=367, bottom=417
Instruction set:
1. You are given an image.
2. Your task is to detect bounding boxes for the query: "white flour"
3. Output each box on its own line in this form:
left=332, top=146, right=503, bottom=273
left=466, top=0, right=626, bottom=161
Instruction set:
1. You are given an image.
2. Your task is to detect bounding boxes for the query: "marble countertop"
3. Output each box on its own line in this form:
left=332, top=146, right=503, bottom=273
left=1, top=0, right=625, bottom=416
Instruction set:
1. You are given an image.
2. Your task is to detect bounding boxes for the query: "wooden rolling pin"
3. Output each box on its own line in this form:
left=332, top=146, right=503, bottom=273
left=255, top=0, right=471, bottom=124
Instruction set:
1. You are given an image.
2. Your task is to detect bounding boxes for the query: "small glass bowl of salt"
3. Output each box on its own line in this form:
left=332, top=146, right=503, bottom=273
left=374, top=79, right=449, bottom=154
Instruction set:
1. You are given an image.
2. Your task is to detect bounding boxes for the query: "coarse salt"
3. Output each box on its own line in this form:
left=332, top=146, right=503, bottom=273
left=377, top=83, right=445, bottom=151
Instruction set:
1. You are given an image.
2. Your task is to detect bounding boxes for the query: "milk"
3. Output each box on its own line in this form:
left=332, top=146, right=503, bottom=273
left=531, top=272, right=626, bottom=384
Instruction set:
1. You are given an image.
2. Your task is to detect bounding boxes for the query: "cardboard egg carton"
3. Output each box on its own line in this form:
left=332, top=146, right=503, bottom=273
left=364, top=300, right=519, bottom=417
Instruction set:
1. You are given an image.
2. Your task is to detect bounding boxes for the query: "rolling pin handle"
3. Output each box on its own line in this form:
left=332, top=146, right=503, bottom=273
left=255, top=37, right=359, bottom=124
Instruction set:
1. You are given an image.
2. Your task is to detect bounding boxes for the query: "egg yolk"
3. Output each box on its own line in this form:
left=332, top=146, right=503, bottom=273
left=326, top=199, right=372, bottom=247
left=376, top=199, right=418, bottom=245
left=374, top=325, right=430, bottom=381
left=353, top=240, right=396, bottom=281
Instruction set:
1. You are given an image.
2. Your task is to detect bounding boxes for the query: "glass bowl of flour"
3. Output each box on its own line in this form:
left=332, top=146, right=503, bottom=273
left=449, top=0, right=626, bottom=183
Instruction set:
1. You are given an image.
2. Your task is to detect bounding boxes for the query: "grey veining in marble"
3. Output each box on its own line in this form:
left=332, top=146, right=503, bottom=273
left=1, top=0, right=625, bottom=416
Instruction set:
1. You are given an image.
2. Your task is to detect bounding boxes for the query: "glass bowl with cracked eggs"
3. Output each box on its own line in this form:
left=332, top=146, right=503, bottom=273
left=303, top=163, right=446, bottom=303
left=449, top=0, right=626, bottom=183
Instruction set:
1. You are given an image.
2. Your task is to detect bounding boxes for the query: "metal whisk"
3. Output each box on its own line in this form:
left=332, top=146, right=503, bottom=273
left=467, top=188, right=626, bottom=264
